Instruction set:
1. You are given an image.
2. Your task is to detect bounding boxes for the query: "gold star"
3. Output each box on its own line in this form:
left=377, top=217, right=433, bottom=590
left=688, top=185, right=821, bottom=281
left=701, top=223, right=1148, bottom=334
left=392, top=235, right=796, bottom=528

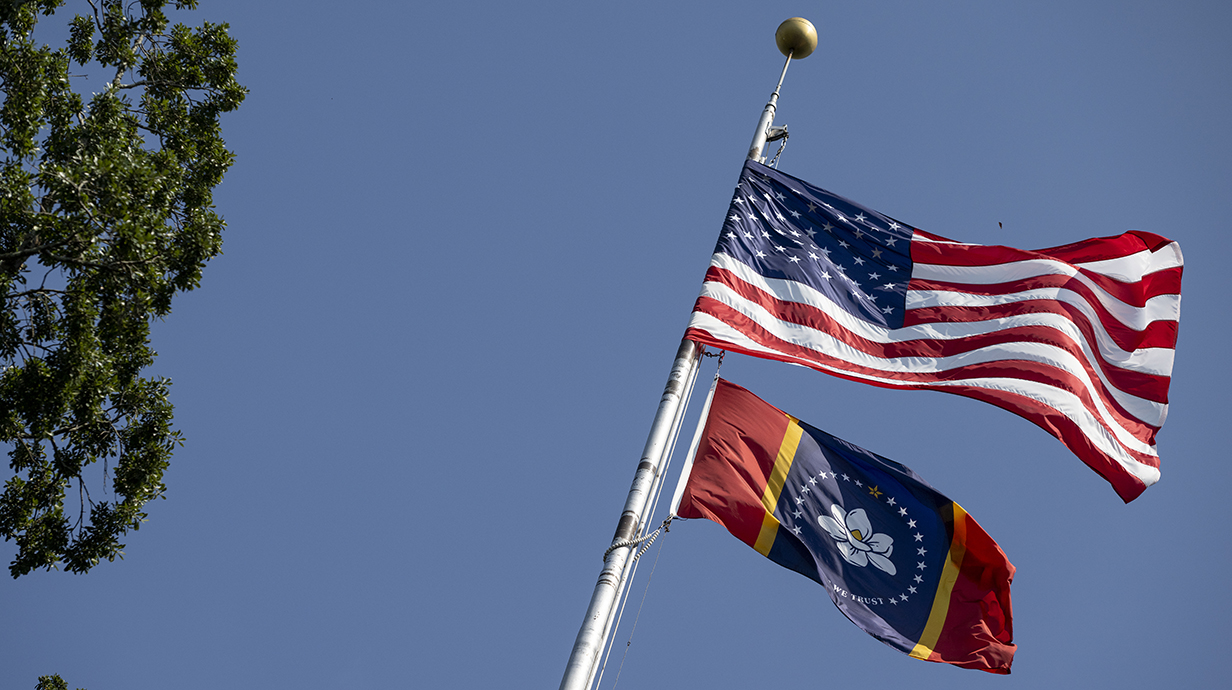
left=868, top=485, right=883, bottom=498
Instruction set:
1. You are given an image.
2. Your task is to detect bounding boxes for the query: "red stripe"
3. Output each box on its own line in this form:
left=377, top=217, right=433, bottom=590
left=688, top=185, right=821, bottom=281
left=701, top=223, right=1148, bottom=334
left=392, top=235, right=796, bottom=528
left=674, top=380, right=791, bottom=546
left=910, top=272, right=1179, bottom=352
left=929, top=511, right=1016, bottom=673
left=1077, top=266, right=1182, bottom=307
left=904, top=296, right=1178, bottom=363
left=912, top=230, right=1177, bottom=272
left=912, top=265, right=1180, bottom=311
left=701, top=269, right=1167, bottom=426
left=1034, top=230, right=1176, bottom=265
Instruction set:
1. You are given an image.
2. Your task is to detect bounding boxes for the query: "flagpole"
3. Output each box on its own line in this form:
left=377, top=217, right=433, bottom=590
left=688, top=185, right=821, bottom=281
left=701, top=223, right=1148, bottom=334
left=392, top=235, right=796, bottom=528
left=558, top=18, right=817, bottom=690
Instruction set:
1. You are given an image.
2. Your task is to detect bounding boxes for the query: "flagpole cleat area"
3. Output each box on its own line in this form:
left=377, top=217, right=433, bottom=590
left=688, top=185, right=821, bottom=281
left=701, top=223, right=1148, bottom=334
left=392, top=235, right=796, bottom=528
left=748, top=18, right=817, bottom=163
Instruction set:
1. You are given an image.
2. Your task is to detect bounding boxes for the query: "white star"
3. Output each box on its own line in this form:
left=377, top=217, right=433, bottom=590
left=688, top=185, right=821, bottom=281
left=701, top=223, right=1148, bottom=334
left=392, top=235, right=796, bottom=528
left=807, top=202, right=817, bottom=213
left=900, top=594, right=909, bottom=602
left=854, top=479, right=863, bottom=487
left=914, top=533, right=924, bottom=542
left=890, top=598, right=898, bottom=605
left=838, top=240, right=850, bottom=248
left=908, top=586, right=917, bottom=594
left=808, top=252, right=819, bottom=260
left=914, top=575, right=923, bottom=583
left=804, top=227, right=816, bottom=237
left=854, top=213, right=867, bottom=223
left=853, top=256, right=865, bottom=266
left=775, top=192, right=786, bottom=201
left=889, top=221, right=901, bottom=231
left=755, top=250, right=767, bottom=258
left=726, top=232, right=737, bottom=239
left=761, top=230, right=771, bottom=238
left=836, top=214, right=850, bottom=224
left=792, top=526, right=802, bottom=535
left=841, top=474, right=850, bottom=481
left=907, top=519, right=916, bottom=527
left=882, top=282, right=896, bottom=290
left=763, top=192, right=773, bottom=201
left=776, top=212, right=785, bottom=220
left=882, top=305, right=894, bottom=314
left=793, top=510, right=802, bottom=518
left=887, top=265, right=899, bottom=271
left=823, top=203, right=836, bottom=211
left=917, top=561, right=927, bottom=570
left=788, top=255, right=801, bottom=263
left=885, top=237, right=898, bottom=246
left=871, top=247, right=883, bottom=259
left=729, top=214, right=741, bottom=221
left=868, top=272, right=881, bottom=280
left=789, top=210, right=802, bottom=219
left=747, top=213, right=757, bottom=220
left=820, top=270, right=831, bottom=280
left=854, top=229, right=865, bottom=240
left=809, top=475, right=818, bottom=484
left=818, top=247, right=831, bottom=258
left=900, top=509, right=909, bottom=518
left=822, top=222, right=835, bottom=232
left=742, top=232, right=754, bottom=239
left=801, top=484, right=810, bottom=494
left=789, top=229, right=801, bottom=237
left=774, top=245, right=787, bottom=252
left=795, top=496, right=804, bottom=504
left=733, top=198, right=745, bottom=204
left=885, top=496, right=895, bottom=506
left=917, top=547, right=927, bottom=556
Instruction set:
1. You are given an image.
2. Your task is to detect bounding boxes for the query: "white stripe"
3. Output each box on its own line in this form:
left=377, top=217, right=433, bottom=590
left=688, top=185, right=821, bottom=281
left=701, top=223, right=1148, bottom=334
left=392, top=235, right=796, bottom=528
left=711, top=253, right=1173, bottom=375
left=694, top=279, right=1162, bottom=450
left=908, top=289, right=1176, bottom=376
left=913, top=261, right=1182, bottom=328
left=1075, top=241, right=1184, bottom=280
left=910, top=233, right=978, bottom=246
left=687, top=311, right=1161, bottom=488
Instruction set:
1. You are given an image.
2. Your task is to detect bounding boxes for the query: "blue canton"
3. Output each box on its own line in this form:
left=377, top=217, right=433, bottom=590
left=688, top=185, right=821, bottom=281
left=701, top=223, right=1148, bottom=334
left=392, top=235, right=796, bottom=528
left=716, top=161, right=916, bottom=328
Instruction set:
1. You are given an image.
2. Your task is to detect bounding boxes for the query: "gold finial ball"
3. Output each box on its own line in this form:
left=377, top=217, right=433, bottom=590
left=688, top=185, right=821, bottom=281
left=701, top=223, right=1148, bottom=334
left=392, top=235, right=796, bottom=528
left=775, top=17, right=817, bottom=59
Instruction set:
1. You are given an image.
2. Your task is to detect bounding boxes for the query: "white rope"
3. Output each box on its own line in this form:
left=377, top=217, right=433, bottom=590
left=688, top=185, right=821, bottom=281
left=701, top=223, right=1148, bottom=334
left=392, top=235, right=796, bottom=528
left=592, top=348, right=705, bottom=689
left=608, top=526, right=669, bottom=689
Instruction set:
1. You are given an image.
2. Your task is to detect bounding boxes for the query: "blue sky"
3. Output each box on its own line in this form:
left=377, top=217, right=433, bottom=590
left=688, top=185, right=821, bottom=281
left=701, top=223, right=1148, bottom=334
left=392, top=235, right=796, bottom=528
left=3, top=2, right=1230, bottom=688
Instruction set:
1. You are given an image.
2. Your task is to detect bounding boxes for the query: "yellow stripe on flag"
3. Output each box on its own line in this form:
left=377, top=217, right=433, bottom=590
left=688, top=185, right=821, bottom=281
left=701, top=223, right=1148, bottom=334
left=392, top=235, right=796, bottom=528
left=753, top=416, right=803, bottom=556
left=910, top=504, right=969, bottom=661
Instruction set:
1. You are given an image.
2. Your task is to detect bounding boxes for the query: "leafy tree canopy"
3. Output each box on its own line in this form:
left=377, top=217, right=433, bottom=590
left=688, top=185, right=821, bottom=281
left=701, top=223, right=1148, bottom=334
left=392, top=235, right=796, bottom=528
left=0, top=0, right=244, bottom=577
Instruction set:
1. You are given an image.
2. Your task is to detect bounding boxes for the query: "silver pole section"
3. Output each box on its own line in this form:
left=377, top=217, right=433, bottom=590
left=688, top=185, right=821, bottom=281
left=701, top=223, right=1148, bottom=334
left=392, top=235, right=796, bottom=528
left=559, top=338, right=701, bottom=690
left=559, top=20, right=815, bottom=689
left=584, top=350, right=703, bottom=690
left=746, top=52, right=793, bottom=163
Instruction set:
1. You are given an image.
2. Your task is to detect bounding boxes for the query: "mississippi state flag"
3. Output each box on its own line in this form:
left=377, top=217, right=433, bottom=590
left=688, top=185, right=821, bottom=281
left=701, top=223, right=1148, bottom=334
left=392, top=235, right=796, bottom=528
left=675, top=379, right=1015, bottom=673
left=686, top=161, right=1182, bottom=502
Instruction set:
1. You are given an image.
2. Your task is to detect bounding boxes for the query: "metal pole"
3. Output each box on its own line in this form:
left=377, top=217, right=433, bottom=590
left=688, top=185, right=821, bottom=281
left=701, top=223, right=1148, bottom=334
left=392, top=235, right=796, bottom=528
left=558, top=19, right=815, bottom=690
left=746, top=52, right=793, bottom=163
left=559, top=338, right=700, bottom=690
left=583, top=347, right=703, bottom=690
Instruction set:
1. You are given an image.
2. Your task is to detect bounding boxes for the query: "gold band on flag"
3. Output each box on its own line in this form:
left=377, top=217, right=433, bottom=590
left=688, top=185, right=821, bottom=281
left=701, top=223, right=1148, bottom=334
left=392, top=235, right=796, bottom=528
left=910, top=504, right=970, bottom=661
left=753, top=415, right=803, bottom=556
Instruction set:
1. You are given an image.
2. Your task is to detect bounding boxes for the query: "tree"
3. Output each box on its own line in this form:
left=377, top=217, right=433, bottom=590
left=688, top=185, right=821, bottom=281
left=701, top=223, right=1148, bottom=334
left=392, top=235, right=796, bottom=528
left=0, top=0, right=245, bottom=577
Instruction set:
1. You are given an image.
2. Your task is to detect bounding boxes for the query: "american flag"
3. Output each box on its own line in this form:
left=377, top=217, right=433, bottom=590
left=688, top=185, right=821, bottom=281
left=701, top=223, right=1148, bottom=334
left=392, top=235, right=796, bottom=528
left=685, top=161, right=1183, bottom=502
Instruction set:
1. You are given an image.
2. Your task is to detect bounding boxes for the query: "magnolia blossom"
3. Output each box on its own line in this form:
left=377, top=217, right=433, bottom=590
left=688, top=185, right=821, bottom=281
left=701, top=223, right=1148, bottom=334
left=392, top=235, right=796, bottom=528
left=818, top=505, right=896, bottom=575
